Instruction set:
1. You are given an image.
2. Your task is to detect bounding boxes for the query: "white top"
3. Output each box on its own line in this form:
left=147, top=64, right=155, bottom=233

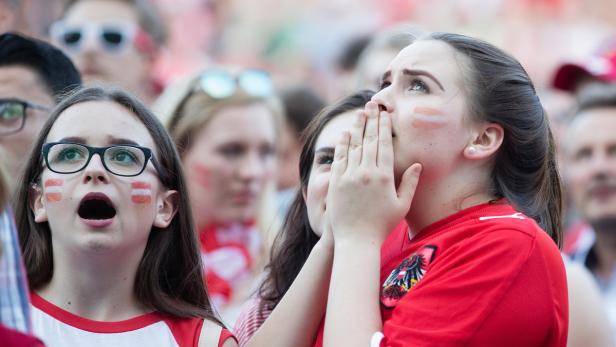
left=30, top=293, right=228, bottom=347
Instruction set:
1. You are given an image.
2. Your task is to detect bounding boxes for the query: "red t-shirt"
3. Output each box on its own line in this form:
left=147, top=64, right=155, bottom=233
left=0, top=324, right=45, bottom=347
left=315, top=202, right=568, bottom=347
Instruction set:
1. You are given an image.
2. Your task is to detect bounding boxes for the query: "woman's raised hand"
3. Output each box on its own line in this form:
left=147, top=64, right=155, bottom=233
left=326, top=101, right=422, bottom=245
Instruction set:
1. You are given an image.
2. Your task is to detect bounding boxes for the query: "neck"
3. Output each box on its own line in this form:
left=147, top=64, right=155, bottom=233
left=591, top=221, right=616, bottom=280
left=406, top=164, right=495, bottom=235
left=38, top=242, right=148, bottom=321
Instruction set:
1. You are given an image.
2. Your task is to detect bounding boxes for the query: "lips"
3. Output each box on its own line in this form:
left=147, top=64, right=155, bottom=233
left=587, top=182, right=616, bottom=201
left=78, top=192, right=116, bottom=227
left=232, top=191, right=257, bottom=205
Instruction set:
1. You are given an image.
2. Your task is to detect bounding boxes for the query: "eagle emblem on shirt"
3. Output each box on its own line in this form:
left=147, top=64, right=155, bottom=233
left=380, top=245, right=437, bottom=308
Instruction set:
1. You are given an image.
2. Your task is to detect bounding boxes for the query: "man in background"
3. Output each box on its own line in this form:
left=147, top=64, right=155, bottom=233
left=50, top=0, right=166, bottom=104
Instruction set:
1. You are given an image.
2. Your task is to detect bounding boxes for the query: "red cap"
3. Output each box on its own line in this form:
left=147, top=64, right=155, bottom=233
left=552, top=38, right=616, bottom=92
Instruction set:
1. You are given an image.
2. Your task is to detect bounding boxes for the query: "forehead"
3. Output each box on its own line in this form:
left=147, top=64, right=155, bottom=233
left=566, top=107, right=616, bottom=148
left=64, top=0, right=137, bottom=24
left=315, top=110, right=359, bottom=149
left=0, top=66, right=53, bottom=102
left=47, top=100, right=155, bottom=148
left=199, top=103, right=277, bottom=141
left=387, top=40, right=463, bottom=81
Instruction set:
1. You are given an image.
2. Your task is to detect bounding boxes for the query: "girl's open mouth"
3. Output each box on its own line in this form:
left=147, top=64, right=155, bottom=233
left=78, top=192, right=116, bottom=221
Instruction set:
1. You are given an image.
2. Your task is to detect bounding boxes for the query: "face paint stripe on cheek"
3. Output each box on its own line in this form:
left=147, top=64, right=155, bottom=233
left=191, top=163, right=210, bottom=189
left=412, top=106, right=448, bottom=129
left=44, top=179, right=63, bottom=202
left=131, top=182, right=152, bottom=204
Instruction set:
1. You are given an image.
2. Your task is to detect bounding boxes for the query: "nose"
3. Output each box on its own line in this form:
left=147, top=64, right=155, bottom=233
left=237, top=152, right=269, bottom=182
left=371, top=87, right=394, bottom=113
left=82, top=154, right=110, bottom=184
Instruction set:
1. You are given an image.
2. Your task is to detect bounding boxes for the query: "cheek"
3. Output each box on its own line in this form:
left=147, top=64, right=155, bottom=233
left=305, top=174, right=329, bottom=206
left=410, top=106, right=448, bottom=129
left=44, top=179, right=65, bottom=202
left=131, top=182, right=153, bottom=204
left=188, top=162, right=212, bottom=189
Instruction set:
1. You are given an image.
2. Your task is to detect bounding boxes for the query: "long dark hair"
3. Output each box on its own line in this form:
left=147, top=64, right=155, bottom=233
left=427, top=32, right=563, bottom=247
left=258, top=90, right=375, bottom=309
left=14, top=86, right=221, bottom=323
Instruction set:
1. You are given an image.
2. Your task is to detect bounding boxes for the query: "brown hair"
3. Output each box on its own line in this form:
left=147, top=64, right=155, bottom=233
left=14, top=86, right=221, bottom=323
left=426, top=32, right=563, bottom=247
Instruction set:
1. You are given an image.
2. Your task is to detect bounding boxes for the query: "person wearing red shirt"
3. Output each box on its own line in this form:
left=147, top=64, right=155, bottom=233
left=323, top=32, right=568, bottom=347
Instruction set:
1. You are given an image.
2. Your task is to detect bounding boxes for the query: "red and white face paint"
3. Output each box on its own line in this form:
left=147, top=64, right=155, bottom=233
left=190, top=163, right=210, bottom=189
left=411, top=106, right=448, bottom=129
left=131, top=182, right=152, bottom=204
left=44, top=179, right=64, bottom=202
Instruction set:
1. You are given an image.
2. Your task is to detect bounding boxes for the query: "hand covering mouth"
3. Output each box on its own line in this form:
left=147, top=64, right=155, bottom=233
left=78, top=192, right=116, bottom=220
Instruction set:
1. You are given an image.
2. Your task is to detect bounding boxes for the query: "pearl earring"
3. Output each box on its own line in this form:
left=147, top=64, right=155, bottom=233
left=467, top=146, right=477, bottom=155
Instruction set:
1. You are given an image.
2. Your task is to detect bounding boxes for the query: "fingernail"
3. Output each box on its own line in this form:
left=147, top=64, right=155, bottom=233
left=413, top=164, right=422, bottom=174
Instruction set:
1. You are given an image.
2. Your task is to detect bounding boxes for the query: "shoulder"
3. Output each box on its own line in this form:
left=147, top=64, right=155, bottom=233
left=198, top=318, right=238, bottom=347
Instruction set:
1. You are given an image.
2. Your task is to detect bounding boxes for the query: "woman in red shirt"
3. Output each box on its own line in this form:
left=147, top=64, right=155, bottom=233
left=323, top=32, right=567, bottom=347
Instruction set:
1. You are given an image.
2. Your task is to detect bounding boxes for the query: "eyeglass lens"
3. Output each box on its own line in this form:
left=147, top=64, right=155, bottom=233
left=199, top=69, right=273, bottom=99
left=47, top=143, right=147, bottom=176
left=0, top=101, right=25, bottom=135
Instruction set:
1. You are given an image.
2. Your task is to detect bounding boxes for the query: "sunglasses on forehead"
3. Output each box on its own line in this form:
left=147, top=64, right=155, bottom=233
left=192, top=69, right=274, bottom=99
left=50, top=21, right=149, bottom=53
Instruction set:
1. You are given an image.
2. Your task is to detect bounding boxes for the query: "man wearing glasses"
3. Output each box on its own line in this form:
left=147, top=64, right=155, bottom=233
left=0, top=32, right=81, bottom=187
left=0, top=32, right=80, bottom=342
left=50, top=0, right=167, bottom=105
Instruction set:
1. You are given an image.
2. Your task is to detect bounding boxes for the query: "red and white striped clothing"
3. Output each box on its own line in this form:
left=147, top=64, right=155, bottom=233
left=30, top=293, right=234, bottom=347
left=233, top=298, right=272, bottom=346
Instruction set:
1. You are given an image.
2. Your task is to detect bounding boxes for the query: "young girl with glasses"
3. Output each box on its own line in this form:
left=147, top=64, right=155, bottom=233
left=13, top=87, right=237, bottom=347
left=161, top=68, right=283, bottom=324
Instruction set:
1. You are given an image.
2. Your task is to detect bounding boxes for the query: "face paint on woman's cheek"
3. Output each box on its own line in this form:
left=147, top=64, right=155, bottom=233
left=44, top=179, right=64, bottom=202
left=190, top=163, right=210, bottom=189
left=411, top=106, right=448, bottom=129
left=131, top=182, right=152, bottom=204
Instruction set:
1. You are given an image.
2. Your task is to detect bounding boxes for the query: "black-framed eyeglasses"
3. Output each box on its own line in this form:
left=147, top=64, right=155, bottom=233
left=193, top=68, right=274, bottom=99
left=42, top=142, right=162, bottom=177
left=0, top=98, right=50, bottom=136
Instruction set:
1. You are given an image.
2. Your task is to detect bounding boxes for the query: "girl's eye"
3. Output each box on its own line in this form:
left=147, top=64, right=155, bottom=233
left=316, top=154, right=333, bottom=166
left=409, top=79, right=429, bottom=93
left=111, top=150, right=138, bottom=164
left=58, top=147, right=85, bottom=162
left=259, top=144, right=275, bottom=159
left=219, top=144, right=244, bottom=158
left=573, top=147, right=592, bottom=162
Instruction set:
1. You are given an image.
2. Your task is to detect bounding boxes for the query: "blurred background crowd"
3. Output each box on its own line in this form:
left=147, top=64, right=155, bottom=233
left=2, top=0, right=616, bottom=346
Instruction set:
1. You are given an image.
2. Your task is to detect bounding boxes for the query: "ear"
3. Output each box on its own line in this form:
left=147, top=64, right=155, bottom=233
left=464, top=122, right=504, bottom=160
left=153, top=190, right=179, bottom=229
left=30, top=184, right=48, bottom=223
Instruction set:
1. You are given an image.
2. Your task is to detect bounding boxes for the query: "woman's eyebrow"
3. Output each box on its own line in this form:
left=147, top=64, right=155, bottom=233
left=402, top=69, right=445, bottom=91
left=58, top=136, right=86, bottom=143
left=315, top=147, right=335, bottom=155
left=108, top=137, right=140, bottom=146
